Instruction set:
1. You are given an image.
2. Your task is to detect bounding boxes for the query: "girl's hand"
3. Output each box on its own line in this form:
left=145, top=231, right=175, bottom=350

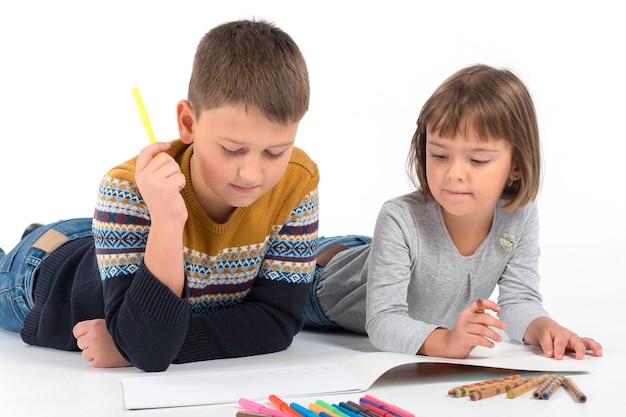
left=73, top=319, right=132, bottom=368
left=419, top=299, right=507, bottom=358
left=134, top=142, right=188, bottom=227
left=524, top=317, right=603, bottom=360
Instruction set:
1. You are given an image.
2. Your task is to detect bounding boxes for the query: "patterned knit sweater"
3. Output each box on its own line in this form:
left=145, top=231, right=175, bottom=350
left=22, top=140, right=319, bottom=372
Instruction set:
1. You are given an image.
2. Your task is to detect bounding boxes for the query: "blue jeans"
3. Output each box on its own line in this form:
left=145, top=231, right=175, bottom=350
left=303, top=235, right=372, bottom=329
left=0, top=218, right=93, bottom=332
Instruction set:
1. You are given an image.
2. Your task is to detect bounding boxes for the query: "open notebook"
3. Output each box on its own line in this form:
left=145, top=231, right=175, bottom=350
left=122, top=341, right=594, bottom=410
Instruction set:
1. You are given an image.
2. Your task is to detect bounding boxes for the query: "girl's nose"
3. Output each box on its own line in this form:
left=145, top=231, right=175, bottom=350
left=447, top=160, right=465, bottom=182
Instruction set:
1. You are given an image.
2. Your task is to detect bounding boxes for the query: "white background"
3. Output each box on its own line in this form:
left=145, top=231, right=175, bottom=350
left=1, top=1, right=624, bottom=321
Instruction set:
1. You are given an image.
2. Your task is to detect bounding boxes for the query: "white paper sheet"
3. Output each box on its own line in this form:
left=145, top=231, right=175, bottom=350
left=122, top=341, right=595, bottom=410
left=342, top=342, right=592, bottom=392
left=122, top=363, right=362, bottom=410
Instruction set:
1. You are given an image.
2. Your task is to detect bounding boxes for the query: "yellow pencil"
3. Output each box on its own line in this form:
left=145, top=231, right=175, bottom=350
left=131, top=87, right=157, bottom=143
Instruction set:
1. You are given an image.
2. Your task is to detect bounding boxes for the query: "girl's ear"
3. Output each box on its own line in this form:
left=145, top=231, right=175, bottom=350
left=509, top=161, right=522, bottom=181
left=177, top=100, right=195, bottom=144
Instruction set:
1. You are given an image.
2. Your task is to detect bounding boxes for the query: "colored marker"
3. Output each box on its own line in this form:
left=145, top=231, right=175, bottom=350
left=315, top=400, right=348, bottom=417
left=310, top=403, right=340, bottom=417
left=346, top=400, right=381, bottom=417
left=131, top=87, right=157, bottom=143
left=339, top=402, right=366, bottom=415
left=238, top=398, right=293, bottom=417
left=289, top=402, right=319, bottom=417
left=269, top=395, right=300, bottom=417
left=332, top=403, right=361, bottom=417
left=237, top=412, right=274, bottom=417
left=361, top=403, right=395, bottom=417
left=362, top=395, right=415, bottom=417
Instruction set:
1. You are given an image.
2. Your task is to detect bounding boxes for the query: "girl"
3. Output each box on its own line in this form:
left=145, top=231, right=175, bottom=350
left=304, top=64, right=602, bottom=360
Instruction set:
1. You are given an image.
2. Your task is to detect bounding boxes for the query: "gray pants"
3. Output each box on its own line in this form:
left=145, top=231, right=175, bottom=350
left=303, top=236, right=371, bottom=334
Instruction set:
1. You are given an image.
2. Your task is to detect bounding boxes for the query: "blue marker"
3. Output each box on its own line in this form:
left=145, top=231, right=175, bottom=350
left=289, top=402, right=318, bottom=417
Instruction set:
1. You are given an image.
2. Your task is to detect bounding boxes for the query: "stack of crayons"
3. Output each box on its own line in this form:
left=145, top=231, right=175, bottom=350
left=447, top=374, right=587, bottom=403
left=236, top=394, right=415, bottom=417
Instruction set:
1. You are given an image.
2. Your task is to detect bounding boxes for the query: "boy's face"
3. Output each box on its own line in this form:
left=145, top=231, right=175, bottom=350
left=425, top=127, right=520, bottom=224
left=179, top=102, right=298, bottom=222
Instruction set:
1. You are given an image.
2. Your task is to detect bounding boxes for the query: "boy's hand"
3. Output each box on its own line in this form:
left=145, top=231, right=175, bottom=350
left=419, top=299, right=507, bottom=358
left=134, top=141, right=188, bottom=296
left=524, top=317, right=603, bottom=360
left=135, top=141, right=188, bottom=226
left=73, top=319, right=132, bottom=368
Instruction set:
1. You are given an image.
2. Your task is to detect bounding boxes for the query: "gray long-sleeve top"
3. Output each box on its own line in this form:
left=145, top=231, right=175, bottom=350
left=366, top=192, right=550, bottom=354
left=317, top=191, right=550, bottom=355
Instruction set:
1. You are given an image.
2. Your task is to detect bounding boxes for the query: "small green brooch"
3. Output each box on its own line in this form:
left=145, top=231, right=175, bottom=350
left=499, top=233, right=516, bottom=251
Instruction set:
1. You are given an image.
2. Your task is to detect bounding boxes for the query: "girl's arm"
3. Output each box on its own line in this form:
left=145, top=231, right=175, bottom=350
left=365, top=201, right=436, bottom=354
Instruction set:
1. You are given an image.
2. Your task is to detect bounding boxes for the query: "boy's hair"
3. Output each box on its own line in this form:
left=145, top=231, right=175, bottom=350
left=407, top=64, right=541, bottom=211
left=188, top=19, right=309, bottom=125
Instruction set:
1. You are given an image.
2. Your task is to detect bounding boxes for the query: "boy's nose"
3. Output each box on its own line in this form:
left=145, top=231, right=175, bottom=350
left=237, top=156, right=262, bottom=181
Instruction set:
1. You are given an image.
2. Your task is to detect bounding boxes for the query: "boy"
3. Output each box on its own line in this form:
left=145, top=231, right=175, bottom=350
left=0, top=19, right=319, bottom=372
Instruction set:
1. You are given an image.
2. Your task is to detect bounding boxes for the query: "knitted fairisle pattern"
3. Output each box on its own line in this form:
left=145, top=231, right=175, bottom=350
left=93, top=174, right=319, bottom=316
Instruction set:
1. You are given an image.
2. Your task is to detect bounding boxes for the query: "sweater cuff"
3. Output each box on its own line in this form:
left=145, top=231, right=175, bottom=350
left=127, top=266, right=188, bottom=326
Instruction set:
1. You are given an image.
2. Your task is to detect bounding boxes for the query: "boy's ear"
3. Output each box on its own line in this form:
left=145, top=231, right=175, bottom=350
left=177, top=100, right=195, bottom=144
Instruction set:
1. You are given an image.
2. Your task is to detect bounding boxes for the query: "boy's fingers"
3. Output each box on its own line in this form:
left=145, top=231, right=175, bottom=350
left=136, top=142, right=170, bottom=171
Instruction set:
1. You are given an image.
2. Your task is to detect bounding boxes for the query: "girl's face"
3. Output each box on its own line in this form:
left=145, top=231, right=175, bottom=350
left=425, top=127, right=520, bottom=224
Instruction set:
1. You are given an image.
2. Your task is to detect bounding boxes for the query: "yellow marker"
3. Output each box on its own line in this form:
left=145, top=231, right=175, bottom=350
left=131, top=87, right=156, bottom=143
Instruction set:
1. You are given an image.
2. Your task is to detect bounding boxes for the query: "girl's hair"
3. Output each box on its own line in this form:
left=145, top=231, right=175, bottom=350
left=407, top=64, right=541, bottom=211
left=188, top=19, right=309, bottom=125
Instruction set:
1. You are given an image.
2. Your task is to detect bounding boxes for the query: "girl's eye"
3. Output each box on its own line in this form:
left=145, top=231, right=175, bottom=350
left=470, top=159, right=489, bottom=165
left=431, top=153, right=447, bottom=160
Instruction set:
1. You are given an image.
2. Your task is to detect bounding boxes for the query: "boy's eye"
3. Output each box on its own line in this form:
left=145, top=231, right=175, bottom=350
left=264, top=150, right=284, bottom=160
left=222, top=147, right=244, bottom=155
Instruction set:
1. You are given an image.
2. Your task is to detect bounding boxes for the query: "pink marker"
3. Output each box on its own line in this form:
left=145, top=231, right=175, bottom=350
left=362, top=395, right=415, bottom=417
left=238, top=398, right=293, bottom=417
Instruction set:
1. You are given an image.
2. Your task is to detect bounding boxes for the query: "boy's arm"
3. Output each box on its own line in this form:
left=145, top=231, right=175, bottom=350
left=175, top=194, right=319, bottom=364
left=93, top=143, right=191, bottom=371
